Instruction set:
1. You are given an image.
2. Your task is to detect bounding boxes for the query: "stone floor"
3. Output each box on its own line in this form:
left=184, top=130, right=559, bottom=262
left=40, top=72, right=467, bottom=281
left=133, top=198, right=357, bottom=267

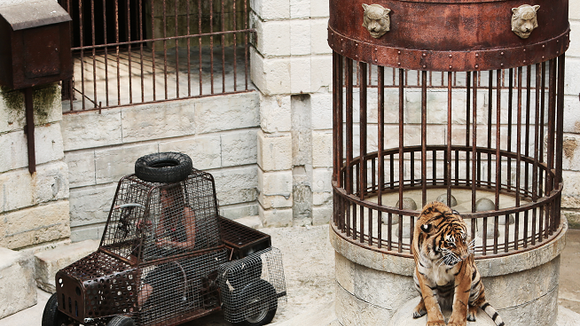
left=1, top=225, right=579, bottom=326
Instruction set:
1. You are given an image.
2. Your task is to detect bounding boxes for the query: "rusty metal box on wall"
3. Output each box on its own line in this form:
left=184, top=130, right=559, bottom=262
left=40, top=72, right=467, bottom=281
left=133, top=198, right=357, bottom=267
left=0, top=0, right=73, bottom=90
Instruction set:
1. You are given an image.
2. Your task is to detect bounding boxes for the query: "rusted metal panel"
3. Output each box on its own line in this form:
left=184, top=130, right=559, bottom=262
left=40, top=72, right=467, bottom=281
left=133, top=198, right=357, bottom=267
left=0, top=0, right=73, bottom=89
left=328, top=0, right=569, bottom=71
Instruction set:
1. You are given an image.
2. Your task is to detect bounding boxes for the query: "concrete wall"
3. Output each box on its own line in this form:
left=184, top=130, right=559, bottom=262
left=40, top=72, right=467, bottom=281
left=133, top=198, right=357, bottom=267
left=562, top=5, right=580, bottom=228
left=0, top=84, right=70, bottom=250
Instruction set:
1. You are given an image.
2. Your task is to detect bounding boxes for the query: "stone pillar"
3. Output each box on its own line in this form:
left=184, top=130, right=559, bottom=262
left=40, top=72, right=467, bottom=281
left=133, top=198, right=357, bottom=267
left=251, top=0, right=334, bottom=226
left=562, top=7, right=580, bottom=228
left=0, top=84, right=71, bottom=250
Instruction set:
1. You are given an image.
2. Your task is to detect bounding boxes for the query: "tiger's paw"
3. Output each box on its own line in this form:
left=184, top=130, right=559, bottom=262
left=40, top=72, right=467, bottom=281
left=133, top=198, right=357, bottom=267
left=412, top=308, right=427, bottom=319
left=467, top=306, right=477, bottom=322
left=447, top=318, right=467, bottom=326
left=426, top=321, right=446, bottom=326
left=412, top=300, right=427, bottom=319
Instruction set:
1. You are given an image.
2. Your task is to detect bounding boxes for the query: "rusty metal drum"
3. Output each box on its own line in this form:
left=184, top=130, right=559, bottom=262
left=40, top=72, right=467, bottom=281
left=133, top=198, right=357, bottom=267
left=328, top=0, right=569, bottom=71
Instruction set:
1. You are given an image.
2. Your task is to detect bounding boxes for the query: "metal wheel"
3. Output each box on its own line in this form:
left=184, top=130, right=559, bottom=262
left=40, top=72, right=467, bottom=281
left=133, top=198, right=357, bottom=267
left=107, top=315, right=135, bottom=326
left=41, top=293, right=70, bottom=326
left=235, top=280, right=277, bottom=326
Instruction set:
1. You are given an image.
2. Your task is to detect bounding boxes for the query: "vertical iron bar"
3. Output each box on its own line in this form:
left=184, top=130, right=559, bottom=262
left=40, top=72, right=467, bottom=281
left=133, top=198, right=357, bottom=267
left=25, top=88, right=36, bottom=174
left=515, top=67, right=523, bottom=250
left=378, top=65, right=385, bottom=249
left=446, top=72, right=452, bottom=206
left=127, top=0, right=133, bottom=103
left=187, top=0, right=191, bottom=96
left=555, top=55, right=566, bottom=229
left=546, top=59, right=556, bottom=238
left=91, top=0, right=97, bottom=108
left=487, top=72, right=493, bottom=187
left=198, top=0, right=203, bottom=95
left=359, top=62, right=368, bottom=243
left=421, top=71, right=427, bottom=207
left=151, top=0, right=156, bottom=101
left=221, top=0, right=226, bottom=93
left=232, top=0, right=237, bottom=91
left=472, top=72, right=479, bottom=247
left=163, top=0, right=168, bottom=99
left=79, top=0, right=86, bottom=110
left=495, top=69, right=501, bottom=254
left=116, top=0, right=121, bottom=105
left=174, top=0, right=179, bottom=98
left=139, top=0, right=144, bottom=103
left=210, top=0, right=215, bottom=94
left=532, top=63, right=541, bottom=246
left=399, top=68, right=406, bottom=253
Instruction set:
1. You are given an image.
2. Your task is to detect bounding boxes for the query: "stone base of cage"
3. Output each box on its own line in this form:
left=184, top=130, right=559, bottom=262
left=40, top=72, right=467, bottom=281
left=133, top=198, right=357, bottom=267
left=329, top=219, right=566, bottom=326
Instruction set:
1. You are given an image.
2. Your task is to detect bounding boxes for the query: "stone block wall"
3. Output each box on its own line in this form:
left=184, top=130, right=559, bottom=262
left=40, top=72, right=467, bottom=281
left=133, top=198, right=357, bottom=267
left=62, top=93, right=261, bottom=241
left=0, top=84, right=71, bottom=250
left=251, top=0, right=334, bottom=226
left=562, top=8, right=580, bottom=228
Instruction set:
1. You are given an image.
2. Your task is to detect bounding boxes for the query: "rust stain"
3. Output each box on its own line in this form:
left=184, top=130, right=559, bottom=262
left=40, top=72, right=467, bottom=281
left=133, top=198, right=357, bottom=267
left=563, top=138, right=578, bottom=159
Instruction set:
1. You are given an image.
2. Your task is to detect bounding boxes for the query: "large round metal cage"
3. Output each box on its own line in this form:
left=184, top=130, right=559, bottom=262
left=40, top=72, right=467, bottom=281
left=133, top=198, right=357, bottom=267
left=329, top=0, right=569, bottom=259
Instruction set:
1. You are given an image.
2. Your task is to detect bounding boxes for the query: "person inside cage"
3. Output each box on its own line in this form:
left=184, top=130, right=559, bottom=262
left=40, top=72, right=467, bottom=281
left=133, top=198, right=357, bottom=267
left=137, top=183, right=197, bottom=308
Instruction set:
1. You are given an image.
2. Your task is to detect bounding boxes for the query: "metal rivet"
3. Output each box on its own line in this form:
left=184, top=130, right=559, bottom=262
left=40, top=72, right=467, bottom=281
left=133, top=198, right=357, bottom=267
left=542, top=56, right=545, bottom=59
left=557, top=40, right=559, bottom=43
left=500, top=52, right=504, bottom=55
left=398, top=50, right=401, bottom=55
left=422, top=53, right=427, bottom=57
left=501, top=63, right=504, bottom=67
left=449, top=65, right=453, bottom=69
left=375, top=48, right=378, bottom=51
left=475, top=53, right=479, bottom=57
left=449, top=54, right=452, bottom=58
left=375, top=59, right=378, bottom=62
left=398, top=62, right=401, bottom=66
left=523, top=49, right=526, bottom=52
left=423, top=65, right=427, bottom=69
left=542, top=44, right=545, bottom=48
left=355, top=43, right=358, bottom=47
left=475, top=64, right=479, bottom=69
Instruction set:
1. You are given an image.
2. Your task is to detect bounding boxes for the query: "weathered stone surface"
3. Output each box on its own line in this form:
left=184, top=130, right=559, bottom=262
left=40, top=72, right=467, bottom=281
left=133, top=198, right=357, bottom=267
left=250, top=0, right=290, bottom=20
left=1, top=201, right=70, bottom=250
left=69, top=183, right=117, bottom=227
left=312, top=205, right=332, bottom=225
left=65, top=150, right=96, bottom=188
left=194, top=93, right=260, bottom=133
left=121, top=101, right=196, bottom=143
left=94, top=144, right=158, bottom=184
left=335, top=282, right=395, bottom=326
left=221, top=130, right=258, bottom=167
left=252, top=16, right=292, bottom=57
left=312, top=131, right=333, bottom=168
left=212, top=166, right=259, bottom=206
left=259, top=94, right=292, bottom=133
left=0, top=124, right=64, bottom=172
left=159, top=135, right=222, bottom=170
left=258, top=131, right=293, bottom=171
left=61, top=108, right=123, bottom=151
left=0, top=248, right=36, bottom=319
left=35, top=240, right=100, bottom=293
left=251, top=49, right=291, bottom=95
left=259, top=206, right=293, bottom=227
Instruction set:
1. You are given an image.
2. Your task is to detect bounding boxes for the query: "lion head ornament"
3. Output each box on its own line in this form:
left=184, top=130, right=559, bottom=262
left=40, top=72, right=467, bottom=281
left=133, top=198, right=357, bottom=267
left=511, top=4, right=540, bottom=39
left=362, top=4, right=391, bottom=39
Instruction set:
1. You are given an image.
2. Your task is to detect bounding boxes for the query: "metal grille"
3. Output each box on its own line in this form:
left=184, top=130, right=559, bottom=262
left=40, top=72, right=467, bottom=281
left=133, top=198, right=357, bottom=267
left=58, top=0, right=254, bottom=112
left=332, top=55, right=566, bottom=258
left=218, top=247, right=287, bottom=324
left=138, top=248, right=228, bottom=325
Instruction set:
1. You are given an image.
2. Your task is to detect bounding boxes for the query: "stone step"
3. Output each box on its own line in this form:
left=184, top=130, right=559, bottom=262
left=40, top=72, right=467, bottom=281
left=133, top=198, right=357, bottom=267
left=388, top=297, right=499, bottom=326
left=0, top=248, right=36, bottom=319
left=34, top=239, right=100, bottom=293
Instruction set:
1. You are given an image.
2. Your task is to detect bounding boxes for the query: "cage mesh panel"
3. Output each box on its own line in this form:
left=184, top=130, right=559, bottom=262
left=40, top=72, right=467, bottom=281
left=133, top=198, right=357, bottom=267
left=101, top=178, right=152, bottom=259
left=138, top=248, right=228, bottom=326
left=218, top=247, right=287, bottom=324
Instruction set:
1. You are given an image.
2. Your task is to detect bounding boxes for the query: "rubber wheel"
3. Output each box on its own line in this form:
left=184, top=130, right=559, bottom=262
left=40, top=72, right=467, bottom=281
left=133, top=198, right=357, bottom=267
left=234, top=280, right=278, bottom=326
left=107, top=315, right=135, bottom=326
left=135, top=152, right=192, bottom=183
left=41, top=293, right=69, bottom=326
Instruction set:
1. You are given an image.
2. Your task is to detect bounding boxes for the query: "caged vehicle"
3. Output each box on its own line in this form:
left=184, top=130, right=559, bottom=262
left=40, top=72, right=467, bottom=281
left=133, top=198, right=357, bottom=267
left=42, top=152, right=287, bottom=326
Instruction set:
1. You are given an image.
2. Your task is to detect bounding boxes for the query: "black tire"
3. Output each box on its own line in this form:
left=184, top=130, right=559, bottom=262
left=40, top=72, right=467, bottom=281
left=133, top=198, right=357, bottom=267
left=234, top=280, right=278, bottom=326
left=135, top=152, right=192, bottom=183
left=41, top=293, right=69, bottom=326
left=107, top=315, right=136, bottom=326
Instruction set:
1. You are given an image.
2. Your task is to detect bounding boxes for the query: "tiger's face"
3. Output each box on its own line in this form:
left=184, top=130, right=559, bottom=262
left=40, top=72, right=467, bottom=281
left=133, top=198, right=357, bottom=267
left=511, top=4, right=540, bottom=39
left=415, top=202, right=473, bottom=267
left=362, top=3, right=391, bottom=39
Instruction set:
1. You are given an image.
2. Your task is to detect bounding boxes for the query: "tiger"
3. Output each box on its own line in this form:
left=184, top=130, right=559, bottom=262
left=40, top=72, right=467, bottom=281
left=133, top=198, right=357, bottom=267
left=411, top=201, right=505, bottom=326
